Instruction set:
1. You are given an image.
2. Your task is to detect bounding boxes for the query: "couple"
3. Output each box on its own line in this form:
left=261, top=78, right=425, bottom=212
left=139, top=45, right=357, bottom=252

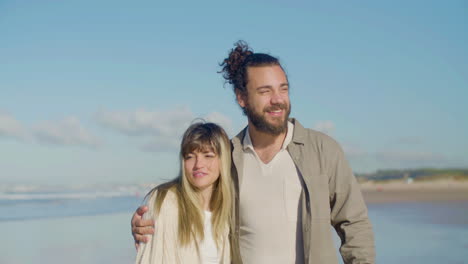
left=133, top=41, right=375, bottom=264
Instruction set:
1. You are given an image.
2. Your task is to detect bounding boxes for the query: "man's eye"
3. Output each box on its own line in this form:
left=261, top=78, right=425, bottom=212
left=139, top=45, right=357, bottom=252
left=185, top=155, right=194, bottom=160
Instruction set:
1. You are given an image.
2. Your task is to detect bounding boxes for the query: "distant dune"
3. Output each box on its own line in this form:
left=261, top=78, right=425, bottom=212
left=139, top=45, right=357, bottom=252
left=360, top=180, right=468, bottom=204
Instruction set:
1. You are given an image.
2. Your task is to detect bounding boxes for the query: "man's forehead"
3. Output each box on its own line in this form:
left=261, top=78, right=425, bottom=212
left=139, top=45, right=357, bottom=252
left=247, top=64, right=284, bottom=73
left=246, top=65, right=288, bottom=87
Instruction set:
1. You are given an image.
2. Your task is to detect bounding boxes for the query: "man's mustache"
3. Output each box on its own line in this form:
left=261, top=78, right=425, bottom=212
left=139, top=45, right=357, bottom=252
left=264, top=103, right=288, bottom=112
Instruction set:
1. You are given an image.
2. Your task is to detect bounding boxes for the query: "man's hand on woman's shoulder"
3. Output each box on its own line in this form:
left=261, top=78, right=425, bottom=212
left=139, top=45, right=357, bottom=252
left=131, top=205, right=155, bottom=250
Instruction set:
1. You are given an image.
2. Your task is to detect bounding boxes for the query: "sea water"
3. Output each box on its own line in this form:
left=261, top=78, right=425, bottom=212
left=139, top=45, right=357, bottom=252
left=1, top=187, right=467, bottom=264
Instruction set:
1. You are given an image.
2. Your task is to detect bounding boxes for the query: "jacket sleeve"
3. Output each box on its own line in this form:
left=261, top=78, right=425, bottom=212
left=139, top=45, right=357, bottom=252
left=135, top=192, right=180, bottom=264
left=327, top=143, right=375, bottom=264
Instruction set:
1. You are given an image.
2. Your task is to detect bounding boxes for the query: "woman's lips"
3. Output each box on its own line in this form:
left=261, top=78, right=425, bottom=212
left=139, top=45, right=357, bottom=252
left=193, top=172, right=207, bottom=178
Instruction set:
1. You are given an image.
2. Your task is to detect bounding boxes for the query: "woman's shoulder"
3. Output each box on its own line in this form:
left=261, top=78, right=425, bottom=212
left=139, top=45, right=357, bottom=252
left=160, top=189, right=178, bottom=210
left=145, top=185, right=179, bottom=217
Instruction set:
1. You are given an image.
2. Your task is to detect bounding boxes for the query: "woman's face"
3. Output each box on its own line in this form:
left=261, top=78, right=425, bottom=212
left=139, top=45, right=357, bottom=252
left=184, top=146, right=221, bottom=192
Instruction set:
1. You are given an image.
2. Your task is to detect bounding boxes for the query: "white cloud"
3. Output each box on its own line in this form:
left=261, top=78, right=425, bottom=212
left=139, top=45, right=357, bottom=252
left=313, top=120, right=335, bottom=135
left=204, top=111, right=234, bottom=136
left=95, top=107, right=194, bottom=137
left=140, top=137, right=181, bottom=153
left=96, top=107, right=234, bottom=152
left=0, top=111, right=28, bottom=141
left=33, top=117, right=101, bottom=148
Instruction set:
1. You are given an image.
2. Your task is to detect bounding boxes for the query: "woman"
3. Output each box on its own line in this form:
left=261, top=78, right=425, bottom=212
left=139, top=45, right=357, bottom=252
left=135, top=122, right=233, bottom=264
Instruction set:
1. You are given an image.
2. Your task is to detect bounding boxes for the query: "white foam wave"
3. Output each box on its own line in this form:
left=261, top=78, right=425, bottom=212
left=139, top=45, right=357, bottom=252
left=0, top=190, right=145, bottom=201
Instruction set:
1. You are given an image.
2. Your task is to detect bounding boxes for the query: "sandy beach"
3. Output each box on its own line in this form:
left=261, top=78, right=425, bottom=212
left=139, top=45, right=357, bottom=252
left=360, top=180, right=468, bottom=204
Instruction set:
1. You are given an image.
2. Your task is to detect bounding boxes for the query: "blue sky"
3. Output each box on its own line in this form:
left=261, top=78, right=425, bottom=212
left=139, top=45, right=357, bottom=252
left=1, top=0, right=467, bottom=185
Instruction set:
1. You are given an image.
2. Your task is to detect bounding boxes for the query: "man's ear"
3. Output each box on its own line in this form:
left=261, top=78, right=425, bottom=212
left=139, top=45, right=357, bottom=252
left=236, top=89, right=247, bottom=108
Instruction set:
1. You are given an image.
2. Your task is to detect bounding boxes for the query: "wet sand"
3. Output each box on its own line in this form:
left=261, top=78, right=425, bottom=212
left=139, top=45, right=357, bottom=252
left=360, top=180, right=468, bottom=204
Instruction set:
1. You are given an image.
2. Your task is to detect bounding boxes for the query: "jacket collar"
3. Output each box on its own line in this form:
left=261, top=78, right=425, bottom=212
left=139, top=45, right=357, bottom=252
left=289, top=118, right=306, bottom=145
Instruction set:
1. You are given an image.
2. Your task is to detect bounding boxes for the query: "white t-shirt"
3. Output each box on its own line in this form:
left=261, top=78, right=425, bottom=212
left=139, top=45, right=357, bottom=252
left=239, top=121, right=304, bottom=264
left=200, top=211, right=221, bottom=264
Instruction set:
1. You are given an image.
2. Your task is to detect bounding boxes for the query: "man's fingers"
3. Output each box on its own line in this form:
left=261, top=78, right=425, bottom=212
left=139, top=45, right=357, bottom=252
left=131, top=206, right=155, bottom=252
left=131, top=206, right=154, bottom=251
left=131, top=207, right=152, bottom=229
left=136, top=205, right=148, bottom=216
left=131, top=210, right=142, bottom=227
left=132, top=225, right=155, bottom=236
left=134, top=233, right=150, bottom=244
left=135, top=241, right=140, bottom=251
left=134, top=218, right=155, bottom=228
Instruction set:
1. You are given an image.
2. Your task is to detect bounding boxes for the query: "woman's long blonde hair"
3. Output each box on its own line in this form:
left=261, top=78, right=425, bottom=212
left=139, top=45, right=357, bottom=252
left=148, top=122, right=233, bottom=249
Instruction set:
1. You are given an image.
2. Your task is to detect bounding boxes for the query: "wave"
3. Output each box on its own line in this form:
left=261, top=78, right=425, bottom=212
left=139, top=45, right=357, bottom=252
left=0, top=191, right=143, bottom=201
left=0, top=183, right=158, bottom=202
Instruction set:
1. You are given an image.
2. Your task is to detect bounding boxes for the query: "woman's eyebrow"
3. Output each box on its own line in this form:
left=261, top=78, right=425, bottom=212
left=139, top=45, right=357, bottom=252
left=200, top=148, right=216, bottom=154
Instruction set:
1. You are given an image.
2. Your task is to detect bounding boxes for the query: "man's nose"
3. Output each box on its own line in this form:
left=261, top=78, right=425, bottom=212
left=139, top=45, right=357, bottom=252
left=271, top=89, right=285, bottom=105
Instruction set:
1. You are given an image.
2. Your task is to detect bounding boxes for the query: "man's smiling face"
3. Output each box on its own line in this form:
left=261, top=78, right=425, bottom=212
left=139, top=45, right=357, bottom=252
left=237, top=65, right=291, bottom=135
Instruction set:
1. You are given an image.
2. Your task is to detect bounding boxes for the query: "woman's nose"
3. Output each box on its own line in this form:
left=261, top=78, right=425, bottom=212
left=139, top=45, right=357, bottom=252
left=194, top=156, right=205, bottom=169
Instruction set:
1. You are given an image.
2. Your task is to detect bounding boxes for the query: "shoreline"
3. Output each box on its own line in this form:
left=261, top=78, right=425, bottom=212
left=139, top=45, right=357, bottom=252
left=360, top=180, right=468, bottom=204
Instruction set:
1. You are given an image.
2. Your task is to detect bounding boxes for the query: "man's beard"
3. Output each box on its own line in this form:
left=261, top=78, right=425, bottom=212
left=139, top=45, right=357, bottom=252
left=243, top=102, right=291, bottom=136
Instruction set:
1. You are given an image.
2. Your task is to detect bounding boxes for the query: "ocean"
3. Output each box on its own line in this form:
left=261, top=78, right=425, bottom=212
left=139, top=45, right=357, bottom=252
left=1, top=185, right=467, bottom=263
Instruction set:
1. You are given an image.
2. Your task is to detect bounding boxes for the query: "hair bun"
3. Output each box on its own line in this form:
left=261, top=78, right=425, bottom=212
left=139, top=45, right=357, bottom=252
left=220, top=40, right=253, bottom=85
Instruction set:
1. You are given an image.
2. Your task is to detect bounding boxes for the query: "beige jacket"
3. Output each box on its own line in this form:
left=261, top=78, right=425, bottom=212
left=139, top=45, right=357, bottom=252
left=229, top=119, right=375, bottom=264
left=136, top=190, right=231, bottom=264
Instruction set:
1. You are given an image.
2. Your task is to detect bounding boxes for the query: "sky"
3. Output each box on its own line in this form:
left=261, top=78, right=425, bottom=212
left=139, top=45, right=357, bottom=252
left=1, top=0, right=467, bottom=185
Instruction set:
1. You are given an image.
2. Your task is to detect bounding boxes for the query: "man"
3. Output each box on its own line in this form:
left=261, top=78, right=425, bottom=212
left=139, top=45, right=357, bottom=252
left=132, top=41, right=375, bottom=264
